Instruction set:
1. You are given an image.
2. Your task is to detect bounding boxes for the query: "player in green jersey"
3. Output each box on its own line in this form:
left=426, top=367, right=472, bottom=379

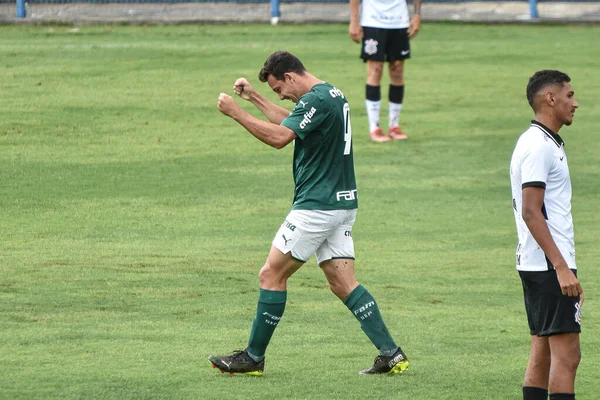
left=210, top=51, right=408, bottom=376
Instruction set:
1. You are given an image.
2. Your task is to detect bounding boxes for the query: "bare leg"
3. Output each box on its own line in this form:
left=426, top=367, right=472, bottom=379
left=259, top=245, right=304, bottom=291
left=548, top=333, right=580, bottom=394
left=524, top=335, right=551, bottom=389
left=320, top=258, right=359, bottom=300
left=366, top=60, right=384, bottom=86
left=388, top=60, right=405, bottom=85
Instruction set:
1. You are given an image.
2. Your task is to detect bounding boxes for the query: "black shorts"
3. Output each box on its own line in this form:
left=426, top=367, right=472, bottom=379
left=519, top=270, right=582, bottom=336
left=361, top=27, right=410, bottom=63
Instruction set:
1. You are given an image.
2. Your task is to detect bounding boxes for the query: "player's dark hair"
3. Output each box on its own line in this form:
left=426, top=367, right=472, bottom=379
left=258, top=51, right=306, bottom=82
left=526, top=70, right=571, bottom=109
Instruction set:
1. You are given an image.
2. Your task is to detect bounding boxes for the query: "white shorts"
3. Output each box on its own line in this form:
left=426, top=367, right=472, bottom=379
left=272, top=209, right=357, bottom=264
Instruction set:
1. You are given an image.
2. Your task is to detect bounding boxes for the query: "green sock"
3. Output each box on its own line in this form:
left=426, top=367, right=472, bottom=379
left=344, top=284, right=398, bottom=353
left=247, top=288, right=287, bottom=360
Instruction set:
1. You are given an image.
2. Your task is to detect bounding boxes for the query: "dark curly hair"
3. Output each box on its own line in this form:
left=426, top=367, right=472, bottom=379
left=259, top=51, right=306, bottom=82
left=526, top=70, right=571, bottom=109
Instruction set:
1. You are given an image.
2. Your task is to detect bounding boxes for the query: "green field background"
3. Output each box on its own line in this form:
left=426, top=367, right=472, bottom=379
left=1, top=23, right=599, bottom=399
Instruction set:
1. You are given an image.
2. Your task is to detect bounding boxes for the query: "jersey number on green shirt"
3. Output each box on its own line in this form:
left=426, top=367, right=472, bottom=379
left=343, top=103, right=352, bottom=156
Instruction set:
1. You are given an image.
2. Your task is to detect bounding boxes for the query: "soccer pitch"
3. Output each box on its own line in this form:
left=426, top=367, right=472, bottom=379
left=1, top=23, right=599, bottom=399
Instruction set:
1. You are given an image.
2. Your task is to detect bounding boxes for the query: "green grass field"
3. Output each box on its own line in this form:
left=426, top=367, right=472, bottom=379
left=1, top=23, right=599, bottom=399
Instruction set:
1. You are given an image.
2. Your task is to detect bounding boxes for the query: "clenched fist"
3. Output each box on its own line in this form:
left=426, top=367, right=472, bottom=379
left=217, top=93, right=241, bottom=118
left=233, top=78, right=255, bottom=101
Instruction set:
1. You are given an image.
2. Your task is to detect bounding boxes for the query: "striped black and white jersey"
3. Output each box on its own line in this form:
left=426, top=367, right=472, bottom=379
left=510, top=120, right=576, bottom=272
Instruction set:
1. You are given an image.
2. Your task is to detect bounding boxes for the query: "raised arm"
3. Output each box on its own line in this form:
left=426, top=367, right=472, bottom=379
left=218, top=93, right=297, bottom=149
left=233, top=78, right=291, bottom=125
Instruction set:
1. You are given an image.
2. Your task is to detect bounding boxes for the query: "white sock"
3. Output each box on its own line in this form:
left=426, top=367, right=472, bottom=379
left=389, top=102, right=403, bottom=129
left=366, top=100, right=381, bottom=133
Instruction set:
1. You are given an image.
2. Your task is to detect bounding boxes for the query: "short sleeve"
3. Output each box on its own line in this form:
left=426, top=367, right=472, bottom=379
left=520, top=143, right=554, bottom=189
left=281, top=92, right=327, bottom=140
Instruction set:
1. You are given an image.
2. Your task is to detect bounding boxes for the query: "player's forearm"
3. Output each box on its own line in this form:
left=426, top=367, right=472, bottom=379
left=231, top=110, right=292, bottom=149
left=523, top=210, right=569, bottom=269
left=350, top=0, right=360, bottom=22
left=248, top=92, right=291, bottom=125
left=413, top=0, right=421, bottom=15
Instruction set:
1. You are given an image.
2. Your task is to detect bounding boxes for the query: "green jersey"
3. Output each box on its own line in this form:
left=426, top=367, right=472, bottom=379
left=281, top=83, right=358, bottom=210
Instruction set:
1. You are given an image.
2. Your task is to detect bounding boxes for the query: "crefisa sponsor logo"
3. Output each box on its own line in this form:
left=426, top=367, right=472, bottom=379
left=299, top=107, right=317, bottom=129
left=283, top=219, right=296, bottom=231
